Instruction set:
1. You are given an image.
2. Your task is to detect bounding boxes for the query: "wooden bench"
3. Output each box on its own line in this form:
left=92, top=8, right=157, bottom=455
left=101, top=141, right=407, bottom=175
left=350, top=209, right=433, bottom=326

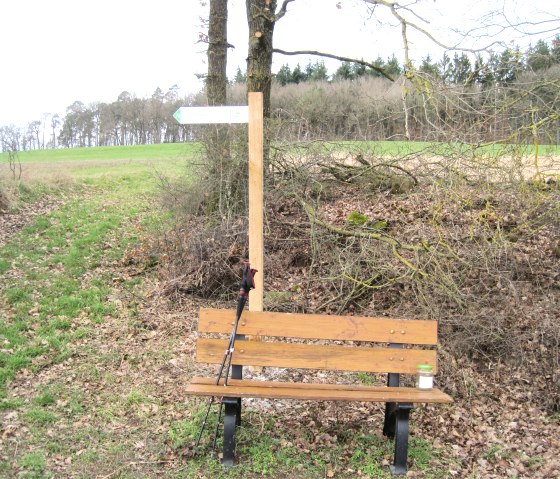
left=186, top=308, right=453, bottom=475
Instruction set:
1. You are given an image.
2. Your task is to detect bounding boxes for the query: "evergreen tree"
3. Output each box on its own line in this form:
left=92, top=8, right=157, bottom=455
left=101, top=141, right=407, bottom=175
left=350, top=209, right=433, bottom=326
left=439, top=52, right=453, bottom=84
left=471, top=54, right=494, bottom=88
left=528, top=40, right=553, bottom=72
left=371, top=56, right=386, bottom=77
left=291, top=63, right=307, bottom=84
left=352, top=62, right=368, bottom=78
left=419, top=54, right=440, bottom=78
left=551, top=35, right=560, bottom=65
left=450, top=53, right=472, bottom=84
left=333, top=61, right=355, bottom=81
left=233, top=67, right=247, bottom=84
left=276, top=64, right=292, bottom=86
left=385, top=55, right=402, bottom=77
left=306, top=60, right=329, bottom=81
left=496, top=47, right=524, bottom=85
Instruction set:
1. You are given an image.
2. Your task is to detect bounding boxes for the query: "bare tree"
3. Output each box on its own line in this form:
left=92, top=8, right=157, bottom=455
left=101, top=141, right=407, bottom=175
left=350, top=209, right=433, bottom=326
left=27, top=121, right=41, bottom=150
left=50, top=114, right=60, bottom=148
left=0, top=125, right=22, bottom=180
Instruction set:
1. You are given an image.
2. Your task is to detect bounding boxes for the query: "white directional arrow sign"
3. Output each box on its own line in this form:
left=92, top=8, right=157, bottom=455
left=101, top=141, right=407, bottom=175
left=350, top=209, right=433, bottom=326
left=173, top=105, right=249, bottom=124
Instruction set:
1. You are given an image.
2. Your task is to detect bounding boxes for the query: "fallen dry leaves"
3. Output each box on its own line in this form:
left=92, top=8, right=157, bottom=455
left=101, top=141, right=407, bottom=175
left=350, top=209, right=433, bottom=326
left=2, top=180, right=559, bottom=478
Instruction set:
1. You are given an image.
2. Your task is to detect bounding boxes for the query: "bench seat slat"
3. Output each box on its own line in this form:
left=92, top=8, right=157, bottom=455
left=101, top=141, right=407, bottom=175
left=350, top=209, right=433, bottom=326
left=192, top=376, right=393, bottom=391
left=199, top=308, right=437, bottom=345
left=197, top=338, right=438, bottom=374
left=186, top=378, right=453, bottom=403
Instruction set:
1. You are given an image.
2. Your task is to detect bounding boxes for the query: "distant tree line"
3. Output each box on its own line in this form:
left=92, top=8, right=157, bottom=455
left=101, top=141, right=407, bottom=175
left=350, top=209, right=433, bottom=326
left=233, top=37, right=560, bottom=144
left=57, top=88, right=188, bottom=148
left=237, top=65, right=557, bottom=144
left=1, top=37, right=559, bottom=152
left=0, top=86, right=189, bottom=152
left=233, top=36, right=560, bottom=88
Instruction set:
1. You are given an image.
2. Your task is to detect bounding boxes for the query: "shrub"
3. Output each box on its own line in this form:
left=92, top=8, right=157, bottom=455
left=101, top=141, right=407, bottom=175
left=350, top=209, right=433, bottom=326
left=0, top=187, right=9, bottom=212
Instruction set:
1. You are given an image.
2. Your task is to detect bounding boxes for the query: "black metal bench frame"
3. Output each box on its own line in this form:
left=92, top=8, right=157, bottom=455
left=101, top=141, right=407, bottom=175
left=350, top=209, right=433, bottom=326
left=217, top=365, right=413, bottom=474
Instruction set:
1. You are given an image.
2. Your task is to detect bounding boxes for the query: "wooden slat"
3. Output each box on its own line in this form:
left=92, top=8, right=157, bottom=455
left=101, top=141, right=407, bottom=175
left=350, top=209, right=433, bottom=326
left=248, top=92, right=264, bottom=312
left=196, top=338, right=437, bottom=374
left=192, top=376, right=377, bottom=390
left=185, top=380, right=453, bottom=403
left=199, top=308, right=437, bottom=345
left=190, top=377, right=389, bottom=392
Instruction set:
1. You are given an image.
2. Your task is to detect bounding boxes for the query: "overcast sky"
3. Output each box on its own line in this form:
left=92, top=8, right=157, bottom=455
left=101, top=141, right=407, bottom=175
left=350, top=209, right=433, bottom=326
left=0, top=0, right=558, bottom=126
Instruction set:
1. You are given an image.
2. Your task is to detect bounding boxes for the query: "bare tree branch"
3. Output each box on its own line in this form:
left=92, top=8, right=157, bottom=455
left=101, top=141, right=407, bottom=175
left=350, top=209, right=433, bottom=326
left=363, top=0, right=508, bottom=56
left=501, top=15, right=560, bottom=36
left=275, top=0, right=296, bottom=22
left=457, top=9, right=560, bottom=45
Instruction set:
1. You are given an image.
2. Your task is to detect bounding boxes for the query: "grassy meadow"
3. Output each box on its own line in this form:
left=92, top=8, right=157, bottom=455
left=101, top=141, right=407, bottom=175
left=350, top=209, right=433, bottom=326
left=302, top=140, right=560, bottom=157
left=1, top=143, right=200, bottom=164
left=0, top=144, right=199, bottom=478
left=1, top=140, right=556, bottom=478
left=1, top=142, right=195, bottom=387
left=0, top=141, right=457, bottom=478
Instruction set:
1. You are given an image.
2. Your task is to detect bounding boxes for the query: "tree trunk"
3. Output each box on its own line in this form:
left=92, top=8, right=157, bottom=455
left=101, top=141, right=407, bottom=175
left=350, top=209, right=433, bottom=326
left=207, top=0, right=228, bottom=106
left=246, top=0, right=278, bottom=171
left=206, top=0, right=232, bottom=214
left=246, top=0, right=276, bottom=118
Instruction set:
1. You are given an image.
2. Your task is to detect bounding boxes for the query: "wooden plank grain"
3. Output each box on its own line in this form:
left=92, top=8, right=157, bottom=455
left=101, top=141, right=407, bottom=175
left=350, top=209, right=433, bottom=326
left=191, top=377, right=396, bottom=392
left=196, top=338, right=437, bottom=374
left=199, top=308, right=438, bottom=345
left=191, top=377, right=451, bottom=403
left=248, top=92, right=264, bottom=312
left=185, top=382, right=453, bottom=403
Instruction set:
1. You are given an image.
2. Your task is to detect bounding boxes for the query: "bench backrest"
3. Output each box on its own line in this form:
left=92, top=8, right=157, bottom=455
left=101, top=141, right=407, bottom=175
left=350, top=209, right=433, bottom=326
left=197, top=308, right=439, bottom=374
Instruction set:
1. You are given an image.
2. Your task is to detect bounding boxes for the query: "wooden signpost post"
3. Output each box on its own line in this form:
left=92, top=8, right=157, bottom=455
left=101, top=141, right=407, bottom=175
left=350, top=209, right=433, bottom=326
left=247, top=93, right=264, bottom=312
left=173, top=92, right=264, bottom=312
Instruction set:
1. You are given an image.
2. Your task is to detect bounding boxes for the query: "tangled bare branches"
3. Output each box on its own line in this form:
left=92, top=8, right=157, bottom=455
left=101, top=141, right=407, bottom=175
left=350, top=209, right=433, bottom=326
left=153, top=217, right=248, bottom=299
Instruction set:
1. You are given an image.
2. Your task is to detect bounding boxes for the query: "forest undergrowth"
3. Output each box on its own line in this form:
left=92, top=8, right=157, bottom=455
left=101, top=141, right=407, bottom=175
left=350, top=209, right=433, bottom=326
left=137, top=143, right=560, bottom=477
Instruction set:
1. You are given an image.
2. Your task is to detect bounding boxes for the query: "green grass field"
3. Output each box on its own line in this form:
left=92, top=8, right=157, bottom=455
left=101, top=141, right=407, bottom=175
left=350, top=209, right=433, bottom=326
left=0, top=143, right=199, bottom=477
left=3, top=140, right=557, bottom=166
left=312, top=140, right=560, bottom=157
left=0, top=143, right=202, bottom=164
left=0, top=143, right=200, bottom=210
left=1, top=142, right=196, bottom=383
left=0, top=142, right=476, bottom=477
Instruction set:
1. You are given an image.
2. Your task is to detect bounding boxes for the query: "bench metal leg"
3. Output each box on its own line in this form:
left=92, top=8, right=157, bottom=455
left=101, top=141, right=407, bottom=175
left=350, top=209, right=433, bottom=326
left=383, top=371, right=400, bottom=438
left=383, top=401, right=398, bottom=438
left=222, top=397, right=241, bottom=466
left=236, top=398, right=242, bottom=426
left=231, top=364, right=243, bottom=427
left=389, top=403, right=413, bottom=476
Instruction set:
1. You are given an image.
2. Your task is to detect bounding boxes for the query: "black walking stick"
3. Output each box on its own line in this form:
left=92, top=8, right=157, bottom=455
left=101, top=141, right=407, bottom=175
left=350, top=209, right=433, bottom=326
left=195, top=262, right=257, bottom=452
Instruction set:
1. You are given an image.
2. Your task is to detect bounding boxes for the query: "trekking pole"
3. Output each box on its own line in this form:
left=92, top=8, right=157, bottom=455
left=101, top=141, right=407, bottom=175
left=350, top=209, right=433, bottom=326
left=210, top=263, right=256, bottom=452
left=195, top=262, right=257, bottom=452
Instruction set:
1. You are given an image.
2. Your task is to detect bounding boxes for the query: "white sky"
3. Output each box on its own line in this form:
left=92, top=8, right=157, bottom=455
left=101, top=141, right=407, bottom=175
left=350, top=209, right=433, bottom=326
left=0, top=0, right=558, bottom=126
